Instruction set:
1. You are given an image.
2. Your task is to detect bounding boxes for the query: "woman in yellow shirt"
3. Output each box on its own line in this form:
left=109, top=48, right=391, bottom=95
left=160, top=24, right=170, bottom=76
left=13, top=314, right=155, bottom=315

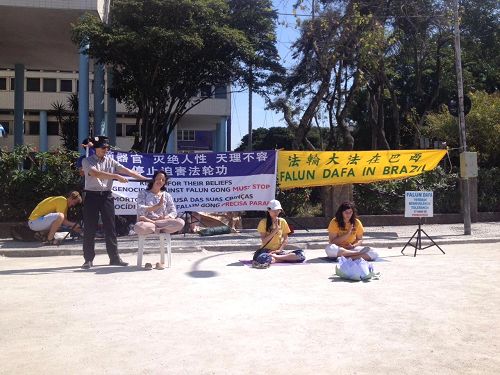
left=257, top=200, right=305, bottom=263
left=325, top=201, right=378, bottom=261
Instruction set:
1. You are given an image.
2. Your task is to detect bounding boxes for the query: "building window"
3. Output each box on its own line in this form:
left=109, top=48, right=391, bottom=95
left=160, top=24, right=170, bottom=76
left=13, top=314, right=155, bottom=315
left=200, top=85, right=212, bottom=98
left=125, top=124, right=139, bottom=136
left=43, top=78, right=57, bottom=92
left=0, top=78, right=6, bottom=90
left=214, top=84, right=227, bottom=99
left=26, top=78, right=41, bottom=92
left=60, top=79, right=73, bottom=92
left=10, top=78, right=15, bottom=90
left=177, top=130, right=195, bottom=141
left=0, top=121, right=9, bottom=135
left=116, top=124, right=123, bottom=137
left=29, top=121, right=40, bottom=135
left=47, top=121, right=59, bottom=136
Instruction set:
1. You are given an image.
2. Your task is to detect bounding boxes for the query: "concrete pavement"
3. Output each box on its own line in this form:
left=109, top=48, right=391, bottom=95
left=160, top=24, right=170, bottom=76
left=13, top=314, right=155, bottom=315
left=0, top=221, right=499, bottom=258
left=1, top=243, right=499, bottom=374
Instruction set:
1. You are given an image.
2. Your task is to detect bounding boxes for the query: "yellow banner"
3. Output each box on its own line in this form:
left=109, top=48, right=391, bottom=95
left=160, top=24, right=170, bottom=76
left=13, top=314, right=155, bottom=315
left=277, top=150, right=447, bottom=189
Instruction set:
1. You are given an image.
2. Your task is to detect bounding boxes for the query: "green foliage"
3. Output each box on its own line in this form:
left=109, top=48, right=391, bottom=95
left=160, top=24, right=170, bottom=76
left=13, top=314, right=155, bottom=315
left=52, top=94, right=79, bottom=151
left=478, top=167, right=500, bottom=212
left=0, top=146, right=81, bottom=221
left=353, top=167, right=460, bottom=214
left=235, top=126, right=326, bottom=151
left=424, top=91, right=500, bottom=167
left=72, top=0, right=279, bottom=153
left=277, top=187, right=321, bottom=217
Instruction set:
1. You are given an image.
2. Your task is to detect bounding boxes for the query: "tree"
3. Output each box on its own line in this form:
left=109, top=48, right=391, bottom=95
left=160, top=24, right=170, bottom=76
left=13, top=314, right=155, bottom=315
left=424, top=91, right=500, bottom=167
left=72, top=0, right=279, bottom=153
left=234, top=126, right=326, bottom=151
left=52, top=94, right=79, bottom=151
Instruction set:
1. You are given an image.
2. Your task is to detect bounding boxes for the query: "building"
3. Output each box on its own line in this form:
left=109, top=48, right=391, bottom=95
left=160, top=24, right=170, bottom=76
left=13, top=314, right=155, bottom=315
left=0, top=0, right=231, bottom=153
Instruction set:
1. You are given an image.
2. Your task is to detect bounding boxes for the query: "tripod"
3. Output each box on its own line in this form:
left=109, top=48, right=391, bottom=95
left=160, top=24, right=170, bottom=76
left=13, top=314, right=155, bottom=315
left=401, top=218, right=445, bottom=257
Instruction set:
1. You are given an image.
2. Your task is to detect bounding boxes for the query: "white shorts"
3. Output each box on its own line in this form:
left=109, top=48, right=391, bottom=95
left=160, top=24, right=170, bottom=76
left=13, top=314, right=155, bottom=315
left=28, top=213, right=61, bottom=231
left=325, top=244, right=378, bottom=261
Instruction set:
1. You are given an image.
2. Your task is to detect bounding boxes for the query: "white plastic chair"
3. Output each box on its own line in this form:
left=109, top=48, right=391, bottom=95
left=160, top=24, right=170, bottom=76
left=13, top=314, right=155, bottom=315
left=137, top=232, right=172, bottom=268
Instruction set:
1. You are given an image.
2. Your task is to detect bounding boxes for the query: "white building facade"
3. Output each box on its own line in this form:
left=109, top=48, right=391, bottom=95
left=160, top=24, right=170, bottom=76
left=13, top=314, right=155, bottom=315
left=0, top=0, right=231, bottom=153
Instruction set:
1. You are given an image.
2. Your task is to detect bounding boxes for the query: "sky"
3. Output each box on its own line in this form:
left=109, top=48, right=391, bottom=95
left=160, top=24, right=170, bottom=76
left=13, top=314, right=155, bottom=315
left=230, top=0, right=302, bottom=150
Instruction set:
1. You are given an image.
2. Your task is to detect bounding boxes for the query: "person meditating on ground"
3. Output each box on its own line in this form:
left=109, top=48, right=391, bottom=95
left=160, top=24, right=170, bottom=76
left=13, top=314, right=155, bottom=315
left=257, top=199, right=305, bottom=263
left=28, top=191, right=82, bottom=245
left=134, top=170, right=185, bottom=268
left=325, top=201, right=378, bottom=261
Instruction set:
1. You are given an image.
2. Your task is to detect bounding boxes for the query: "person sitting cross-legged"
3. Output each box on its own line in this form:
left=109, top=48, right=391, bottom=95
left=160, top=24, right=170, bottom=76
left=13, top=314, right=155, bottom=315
left=324, top=201, right=378, bottom=261
left=133, top=170, right=185, bottom=268
left=28, top=191, right=83, bottom=245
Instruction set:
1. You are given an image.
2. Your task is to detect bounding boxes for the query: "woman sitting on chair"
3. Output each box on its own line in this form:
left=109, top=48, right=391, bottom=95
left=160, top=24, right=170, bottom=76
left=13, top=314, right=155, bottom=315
left=134, top=170, right=185, bottom=236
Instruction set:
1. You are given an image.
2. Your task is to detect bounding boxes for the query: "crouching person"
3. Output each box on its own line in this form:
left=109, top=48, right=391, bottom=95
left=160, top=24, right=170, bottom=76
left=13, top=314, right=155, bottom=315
left=325, top=201, right=378, bottom=261
left=28, top=191, right=82, bottom=245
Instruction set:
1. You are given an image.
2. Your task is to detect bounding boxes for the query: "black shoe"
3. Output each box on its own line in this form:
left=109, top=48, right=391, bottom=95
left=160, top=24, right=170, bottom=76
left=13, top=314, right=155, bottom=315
left=109, top=258, right=128, bottom=266
left=81, top=261, right=93, bottom=269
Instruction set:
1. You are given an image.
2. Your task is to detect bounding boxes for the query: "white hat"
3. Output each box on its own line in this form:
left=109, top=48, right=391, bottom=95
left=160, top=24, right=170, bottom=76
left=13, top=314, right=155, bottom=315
left=267, top=199, right=282, bottom=210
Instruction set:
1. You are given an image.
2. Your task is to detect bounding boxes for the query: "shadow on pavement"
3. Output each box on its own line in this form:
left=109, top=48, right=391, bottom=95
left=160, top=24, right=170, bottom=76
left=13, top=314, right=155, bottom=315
left=185, top=252, right=241, bottom=278
left=0, top=265, right=78, bottom=275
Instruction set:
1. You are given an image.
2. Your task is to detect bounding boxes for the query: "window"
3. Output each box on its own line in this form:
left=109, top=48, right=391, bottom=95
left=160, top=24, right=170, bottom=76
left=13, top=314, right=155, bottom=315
left=0, top=121, right=9, bottom=135
left=43, top=78, right=57, bottom=92
left=177, top=130, right=195, bottom=141
left=29, top=121, right=40, bottom=135
left=115, top=124, right=123, bottom=137
left=60, top=79, right=73, bottom=92
left=200, top=85, right=212, bottom=98
left=214, top=84, right=227, bottom=99
left=47, top=121, right=59, bottom=136
left=11, top=78, right=15, bottom=90
left=26, top=78, right=40, bottom=92
left=125, top=124, right=139, bottom=136
left=0, top=78, right=6, bottom=90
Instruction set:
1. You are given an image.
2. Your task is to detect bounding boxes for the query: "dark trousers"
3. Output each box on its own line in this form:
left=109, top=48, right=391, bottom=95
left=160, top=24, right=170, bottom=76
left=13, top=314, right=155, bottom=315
left=83, top=191, right=118, bottom=262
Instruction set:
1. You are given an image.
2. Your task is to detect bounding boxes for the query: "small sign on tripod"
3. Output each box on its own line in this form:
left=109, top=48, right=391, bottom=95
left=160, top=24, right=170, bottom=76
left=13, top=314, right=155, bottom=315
left=402, top=191, right=445, bottom=257
left=405, top=191, right=433, bottom=218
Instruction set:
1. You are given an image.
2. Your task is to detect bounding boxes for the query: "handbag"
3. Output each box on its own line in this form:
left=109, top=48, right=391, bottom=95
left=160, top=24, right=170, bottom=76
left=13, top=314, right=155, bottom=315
left=252, top=234, right=275, bottom=268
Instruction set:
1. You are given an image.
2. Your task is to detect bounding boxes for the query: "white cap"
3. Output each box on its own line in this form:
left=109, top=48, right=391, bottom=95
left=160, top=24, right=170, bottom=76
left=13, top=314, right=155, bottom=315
left=267, top=199, right=282, bottom=210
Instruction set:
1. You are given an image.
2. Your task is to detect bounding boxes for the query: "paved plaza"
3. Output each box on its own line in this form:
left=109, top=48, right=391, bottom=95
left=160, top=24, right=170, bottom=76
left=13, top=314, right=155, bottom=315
left=1, top=240, right=499, bottom=374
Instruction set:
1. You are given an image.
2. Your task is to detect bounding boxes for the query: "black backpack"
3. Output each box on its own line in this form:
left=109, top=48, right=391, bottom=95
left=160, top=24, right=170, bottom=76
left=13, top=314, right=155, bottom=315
left=10, top=223, right=45, bottom=242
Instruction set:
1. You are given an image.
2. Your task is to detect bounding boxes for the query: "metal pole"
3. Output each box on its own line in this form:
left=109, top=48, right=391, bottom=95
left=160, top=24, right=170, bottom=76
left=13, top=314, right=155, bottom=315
left=453, top=0, right=471, bottom=235
left=247, top=66, right=253, bottom=151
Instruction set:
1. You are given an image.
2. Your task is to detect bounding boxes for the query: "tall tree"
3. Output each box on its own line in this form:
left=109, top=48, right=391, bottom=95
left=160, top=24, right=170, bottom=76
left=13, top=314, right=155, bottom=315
left=72, top=0, right=279, bottom=153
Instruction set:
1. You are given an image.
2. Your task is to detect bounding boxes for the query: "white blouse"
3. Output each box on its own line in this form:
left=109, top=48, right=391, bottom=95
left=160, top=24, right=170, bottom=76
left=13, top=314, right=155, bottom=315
left=136, top=189, right=177, bottom=220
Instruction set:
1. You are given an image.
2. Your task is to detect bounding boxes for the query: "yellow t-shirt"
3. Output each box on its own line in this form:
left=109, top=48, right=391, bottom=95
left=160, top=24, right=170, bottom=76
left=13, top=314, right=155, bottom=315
left=327, top=218, right=364, bottom=247
left=28, top=196, right=68, bottom=221
left=257, top=217, right=291, bottom=251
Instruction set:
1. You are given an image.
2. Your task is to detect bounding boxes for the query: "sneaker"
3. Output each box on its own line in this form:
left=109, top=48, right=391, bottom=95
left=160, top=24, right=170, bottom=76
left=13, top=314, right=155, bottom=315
left=109, top=258, right=129, bottom=266
left=81, top=261, right=93, bottom=269
left=144, top=262, right=153, bottom=270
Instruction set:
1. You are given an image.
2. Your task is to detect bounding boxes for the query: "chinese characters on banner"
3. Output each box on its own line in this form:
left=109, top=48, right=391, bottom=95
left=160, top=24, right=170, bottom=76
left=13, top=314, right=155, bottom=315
left=109, top=150, right=277, bottom=215
left=277, top=150, right=447, bottom=189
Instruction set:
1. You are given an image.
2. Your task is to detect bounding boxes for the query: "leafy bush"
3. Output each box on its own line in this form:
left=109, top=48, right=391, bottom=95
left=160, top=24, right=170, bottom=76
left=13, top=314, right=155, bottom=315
left=353, top=167, right=460, bottom=214
left=0, top=146, right=82, bottom=222
left=478, top=167, right=500, bottom=212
